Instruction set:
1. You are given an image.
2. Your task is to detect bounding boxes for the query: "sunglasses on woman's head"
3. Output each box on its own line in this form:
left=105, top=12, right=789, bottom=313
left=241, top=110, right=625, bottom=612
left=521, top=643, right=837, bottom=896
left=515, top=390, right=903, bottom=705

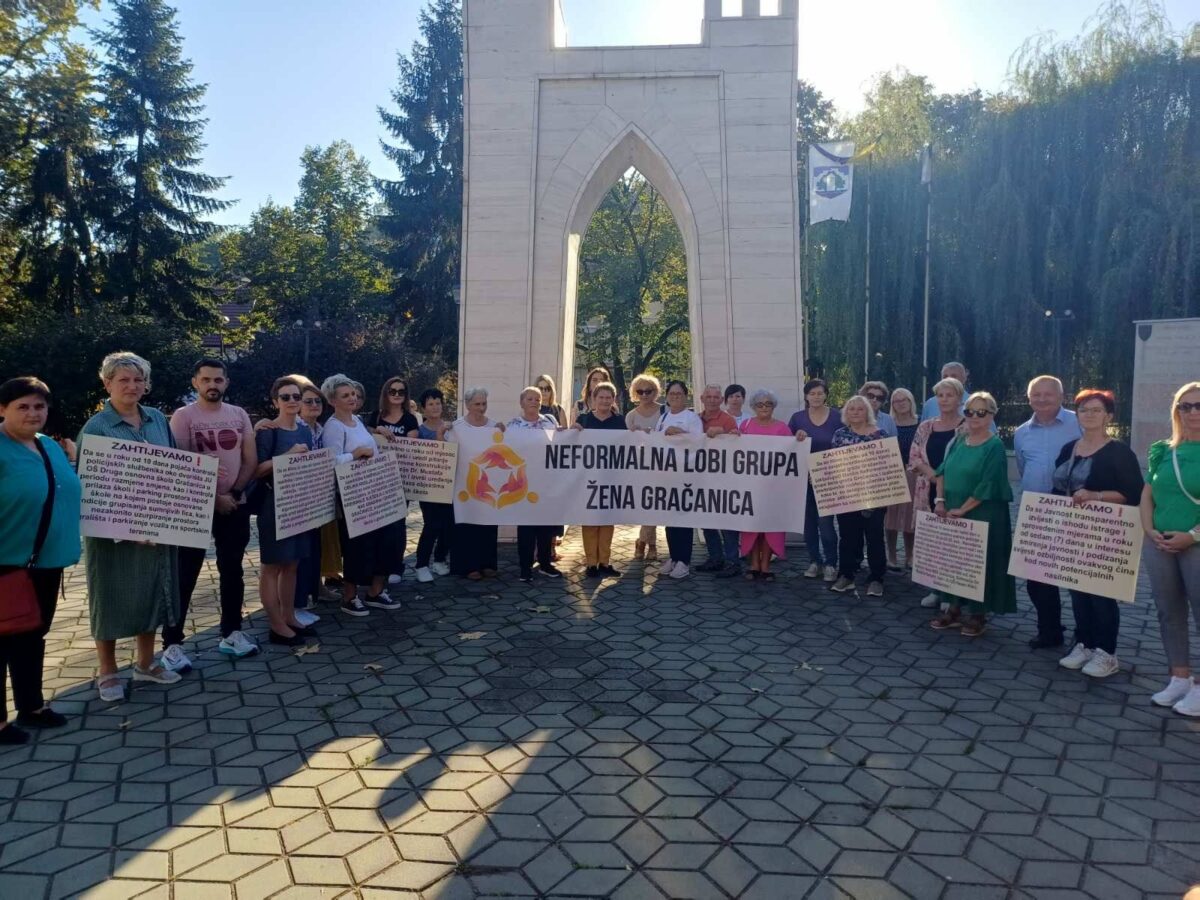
left=277, top=393, right=301, bottom=402
left=1177, top=401, right=1200, bottom=413
left=963, top=409, right=992, bottom=418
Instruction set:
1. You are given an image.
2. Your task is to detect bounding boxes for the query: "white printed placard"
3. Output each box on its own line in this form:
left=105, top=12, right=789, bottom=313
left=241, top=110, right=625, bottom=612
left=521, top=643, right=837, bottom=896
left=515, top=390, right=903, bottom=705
left=382, top=439, right=458, bottom=504
left=912, top=511, right=989, bottom=603
left=1008, top=491, right=1144, bottom=603
left=273, top=447, right=336, bottom=540
left=78, top=433, right=218, bottom=549
left=335, top=451, right=407, bottom=539
left=809, top=437, right=911, bottom=516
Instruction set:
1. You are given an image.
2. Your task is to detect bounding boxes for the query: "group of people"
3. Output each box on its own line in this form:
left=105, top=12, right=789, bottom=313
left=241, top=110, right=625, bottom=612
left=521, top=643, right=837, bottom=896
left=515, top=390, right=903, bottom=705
left=0, top=350, right=1197, bottom=745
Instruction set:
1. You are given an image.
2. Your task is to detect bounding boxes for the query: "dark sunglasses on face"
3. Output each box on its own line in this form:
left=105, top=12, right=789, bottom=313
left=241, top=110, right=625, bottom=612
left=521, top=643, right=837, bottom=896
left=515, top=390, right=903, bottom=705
left=277, top=393, right=301, bottom=402
left=964, top=408, right=992, bottom=418
left=388, top=388, right=406, bottom=396
left=636, top=388, right=656, bottom=395
left=866, top=394, right=885, bottom=402
left=1177, top=402, right=1200, bottom=413
left=538, top=385, right=551, bottom=391
left=302, top=398, right=323, bottom=406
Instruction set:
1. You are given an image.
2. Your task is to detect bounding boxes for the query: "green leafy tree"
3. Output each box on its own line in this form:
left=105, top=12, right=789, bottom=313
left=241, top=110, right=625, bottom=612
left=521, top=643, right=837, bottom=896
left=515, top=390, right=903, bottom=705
left=377, top=0, right=462, bottom=351
left=576, top=170, right=690, bottom=398
left=94, top=0, right=228, bottom=325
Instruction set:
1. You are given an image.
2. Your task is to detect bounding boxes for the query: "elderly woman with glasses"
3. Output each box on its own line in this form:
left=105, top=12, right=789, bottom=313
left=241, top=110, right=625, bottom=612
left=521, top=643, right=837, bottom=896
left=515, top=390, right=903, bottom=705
left=448, top=386, right=505, bottom=580
left=738, top=389, right=797, bottom=580
left=929, top=391, right=1016, bottom=638
left=859, top=380, right=897, bottom=437
left=626, top=373, right=664, bottom=561
left=828, top=396, right=889, bottom=597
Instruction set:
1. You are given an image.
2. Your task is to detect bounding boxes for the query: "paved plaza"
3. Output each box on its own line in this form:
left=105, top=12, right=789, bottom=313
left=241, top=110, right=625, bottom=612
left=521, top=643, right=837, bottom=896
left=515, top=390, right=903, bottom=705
left=1, top=523, right=1198, bottom=899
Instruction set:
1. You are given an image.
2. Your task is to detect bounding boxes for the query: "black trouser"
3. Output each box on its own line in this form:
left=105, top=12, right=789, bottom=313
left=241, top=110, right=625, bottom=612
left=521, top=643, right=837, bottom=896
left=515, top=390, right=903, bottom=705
left=0, top=567, right=61, bottom=720
left=416, top=502, right=454, bottom=568
left=294, top=529, right=321, bottom=609
left=166, top=506, right=251, bottom=645
left=1027, top=579, right=1063, bottom=641
left=452, top=524, right=499, bottom=576
left=836, top=509, right=886, bottom=582
left=518, top=526, right=556, bottom=574
left=1069, top=589, right=1120, bottom=654
left=665, top=527, right=694, bottom=565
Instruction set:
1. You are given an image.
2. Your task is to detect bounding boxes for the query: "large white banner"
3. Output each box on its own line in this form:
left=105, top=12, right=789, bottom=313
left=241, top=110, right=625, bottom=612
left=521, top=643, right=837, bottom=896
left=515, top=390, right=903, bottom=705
left=809, top=141, right=855, bottom=224
left=1008, top=491, right=1144, bottom=603
left=335, top=452, right=407, bottom=539
left=78, top=433, right=218, bottom=549
left=451, top=429, right=809, bottom=531
left=273, top=448, right=336, bottom=540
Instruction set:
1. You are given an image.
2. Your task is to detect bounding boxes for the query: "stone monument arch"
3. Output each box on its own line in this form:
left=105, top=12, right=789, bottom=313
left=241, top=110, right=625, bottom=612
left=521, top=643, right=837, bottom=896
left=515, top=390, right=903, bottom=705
left=460, top=0, right=805, bottom=414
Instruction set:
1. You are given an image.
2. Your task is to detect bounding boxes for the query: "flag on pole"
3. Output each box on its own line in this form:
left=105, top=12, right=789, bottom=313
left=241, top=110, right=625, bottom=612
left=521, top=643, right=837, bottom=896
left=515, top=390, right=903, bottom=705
left=808, top=141, right=855, bottom=224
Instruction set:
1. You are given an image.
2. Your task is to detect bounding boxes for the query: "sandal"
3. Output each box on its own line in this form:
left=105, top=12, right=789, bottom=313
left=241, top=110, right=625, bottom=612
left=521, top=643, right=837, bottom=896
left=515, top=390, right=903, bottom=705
left=960, top=614, right=987, bottom=638
left=132, top=664, right=182, bottom=685
left=929, top=608, right=962, bottom=630
left=97, top=676, right=125, bottom=702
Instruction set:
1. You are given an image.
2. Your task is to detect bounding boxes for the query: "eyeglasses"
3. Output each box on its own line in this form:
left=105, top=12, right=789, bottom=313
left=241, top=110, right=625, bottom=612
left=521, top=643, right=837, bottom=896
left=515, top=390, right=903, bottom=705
left=388, top=388, right=407, bottom=396
left=538, top=385, right=551, bottom=391
left=865, top=394, right=885, bottom=402
left=963, top=409, right=993, bottom=418
left=1077, top=406, right=1108, bottom=415
left=302, top=398, right=323, bottom=406
left=277, top=393, right=301, bottom=402
left=754, top=402, right=775, bottom=408
left=1176, top=402, right=1200, bottom=413
left=636, top=388, right=656, bottom=395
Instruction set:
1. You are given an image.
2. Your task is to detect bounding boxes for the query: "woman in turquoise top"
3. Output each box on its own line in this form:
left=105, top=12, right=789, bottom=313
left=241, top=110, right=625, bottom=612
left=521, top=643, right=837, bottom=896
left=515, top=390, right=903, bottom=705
left=929, top=391, right=1017, bottom=637
left=1140, top=381, right=1200, bottom=716
left=77, top=352, right=183, bottom=702
left=0, top=378, right=82, bottom=744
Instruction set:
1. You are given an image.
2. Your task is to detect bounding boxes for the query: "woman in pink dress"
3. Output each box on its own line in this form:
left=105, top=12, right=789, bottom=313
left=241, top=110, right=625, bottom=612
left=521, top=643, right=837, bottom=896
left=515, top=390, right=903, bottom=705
left=739, top=388, right=807, bottom=580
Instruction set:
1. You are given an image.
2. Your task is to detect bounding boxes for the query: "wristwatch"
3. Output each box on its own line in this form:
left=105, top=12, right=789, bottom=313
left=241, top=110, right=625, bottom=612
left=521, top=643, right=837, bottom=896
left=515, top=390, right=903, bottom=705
left=1191, top=528, right=1200, bottom=544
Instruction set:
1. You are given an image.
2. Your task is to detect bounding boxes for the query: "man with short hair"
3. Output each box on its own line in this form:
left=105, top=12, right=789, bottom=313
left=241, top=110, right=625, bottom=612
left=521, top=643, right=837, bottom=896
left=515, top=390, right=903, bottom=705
left=697, top=384, right=743, bottom=577
left=859, top=381, right=896, bottom=437
left=164, top=358, right=260, bottom=667
left=1014, top=374, right=1082, bottom=649
left=920, top=361, right=970, bottom=421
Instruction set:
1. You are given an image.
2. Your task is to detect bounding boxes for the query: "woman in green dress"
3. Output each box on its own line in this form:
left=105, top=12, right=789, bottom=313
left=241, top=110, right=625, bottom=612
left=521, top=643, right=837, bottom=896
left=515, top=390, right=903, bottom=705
left=78, top=352, right=182, bottom=702
left=929, top=391, right=1016, bottom=637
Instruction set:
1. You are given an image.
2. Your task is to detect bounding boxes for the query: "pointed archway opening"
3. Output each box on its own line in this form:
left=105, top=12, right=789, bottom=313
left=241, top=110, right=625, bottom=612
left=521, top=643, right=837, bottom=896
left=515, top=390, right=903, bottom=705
left=571, top=166, right=692, bottom=408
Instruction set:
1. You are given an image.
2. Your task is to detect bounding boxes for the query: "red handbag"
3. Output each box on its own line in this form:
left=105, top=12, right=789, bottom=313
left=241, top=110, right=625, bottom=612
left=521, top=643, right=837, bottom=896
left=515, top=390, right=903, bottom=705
left=0, top=438, right=56, bottom=636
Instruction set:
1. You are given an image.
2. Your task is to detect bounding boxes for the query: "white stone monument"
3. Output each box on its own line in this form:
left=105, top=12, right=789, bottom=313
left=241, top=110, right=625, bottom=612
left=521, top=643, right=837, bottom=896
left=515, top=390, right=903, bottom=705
left=460, top=0, right=805, bottom=415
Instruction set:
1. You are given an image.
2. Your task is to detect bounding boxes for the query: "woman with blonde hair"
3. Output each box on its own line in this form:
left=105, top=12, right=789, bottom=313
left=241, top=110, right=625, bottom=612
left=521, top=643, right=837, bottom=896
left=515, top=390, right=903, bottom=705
left=1141, top=381, right=1200, bottom=715
left=535, top=374, right=568, bottom=427
left=626, top=373, right=663, bottom=560
left=884, top=387, right=919, bottom=570
left=829, top=396, right=889, bottom=596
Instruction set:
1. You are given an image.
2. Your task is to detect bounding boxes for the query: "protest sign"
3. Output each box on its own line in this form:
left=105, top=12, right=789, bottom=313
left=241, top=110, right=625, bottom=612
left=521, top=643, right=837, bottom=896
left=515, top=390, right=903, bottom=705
left=335, top=452, right=407, bottom=539
left=273, top=448, right=336, bottom=540
left=381, top=439, right=458, bottom=503
left=912, top=510, right=990, bottom=603
left=451, top=429, right=809, bottom=531
left=1008, top=491, right=1143, bottom=603
left=809, top=437, right=911, bottom=516
left=78, top=433, right=218, bottom=549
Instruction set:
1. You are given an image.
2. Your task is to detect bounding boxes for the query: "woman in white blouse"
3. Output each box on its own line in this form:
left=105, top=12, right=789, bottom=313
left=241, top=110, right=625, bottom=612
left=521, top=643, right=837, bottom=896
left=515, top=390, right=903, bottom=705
left=321, top=374, right=403, bottom=617
left=655, top=380, right=703, bottom=579
left=447, top=386, right=506, bottom=580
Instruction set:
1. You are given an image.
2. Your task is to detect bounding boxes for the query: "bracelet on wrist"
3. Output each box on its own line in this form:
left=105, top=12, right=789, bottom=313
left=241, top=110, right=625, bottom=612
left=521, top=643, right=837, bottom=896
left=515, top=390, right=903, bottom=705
left=934, top=497, right=945, bottom=504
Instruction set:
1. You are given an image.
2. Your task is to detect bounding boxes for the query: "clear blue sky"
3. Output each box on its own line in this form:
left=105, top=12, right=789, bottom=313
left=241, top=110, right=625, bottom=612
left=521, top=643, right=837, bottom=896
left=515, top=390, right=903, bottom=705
left=81, top=0, right=1195, bottom=227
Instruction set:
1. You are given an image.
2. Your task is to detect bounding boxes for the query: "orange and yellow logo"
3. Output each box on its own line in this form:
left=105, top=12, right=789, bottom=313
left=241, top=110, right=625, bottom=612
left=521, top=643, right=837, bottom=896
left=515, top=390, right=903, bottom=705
left=458, top=432, right=539, bottom=508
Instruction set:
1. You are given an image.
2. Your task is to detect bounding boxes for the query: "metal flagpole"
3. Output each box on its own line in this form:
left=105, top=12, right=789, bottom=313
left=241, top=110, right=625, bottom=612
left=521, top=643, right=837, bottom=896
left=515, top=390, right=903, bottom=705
left=921, top=143, right=932, bottom=400
left=863, top=151, right=872, bottom=380
left=803, top=147, right=810, bottom=369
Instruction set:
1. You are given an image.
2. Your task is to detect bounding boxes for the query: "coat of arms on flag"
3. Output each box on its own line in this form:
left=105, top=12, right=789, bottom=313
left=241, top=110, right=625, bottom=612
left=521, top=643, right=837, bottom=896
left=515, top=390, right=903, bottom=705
left=808, top=141, right=856, bottom=224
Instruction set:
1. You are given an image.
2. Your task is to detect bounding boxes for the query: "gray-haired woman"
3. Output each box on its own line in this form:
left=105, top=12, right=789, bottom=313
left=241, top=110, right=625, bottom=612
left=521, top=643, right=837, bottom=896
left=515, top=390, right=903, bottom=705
left=78, top=352, right=182, bottom=702
left=447, top=387, right=505, bottom=579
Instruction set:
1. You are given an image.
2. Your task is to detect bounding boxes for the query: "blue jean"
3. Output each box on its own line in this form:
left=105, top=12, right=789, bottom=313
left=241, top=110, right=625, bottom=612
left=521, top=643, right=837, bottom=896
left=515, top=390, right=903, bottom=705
left=804, top=485, right=837, bottom=566
left=702, top=529, right=740, bottom=564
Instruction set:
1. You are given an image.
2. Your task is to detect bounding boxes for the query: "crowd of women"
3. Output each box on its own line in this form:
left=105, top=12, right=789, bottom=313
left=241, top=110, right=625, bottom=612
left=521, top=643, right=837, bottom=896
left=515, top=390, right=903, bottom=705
left=0, top=349, right=1197, bottom=745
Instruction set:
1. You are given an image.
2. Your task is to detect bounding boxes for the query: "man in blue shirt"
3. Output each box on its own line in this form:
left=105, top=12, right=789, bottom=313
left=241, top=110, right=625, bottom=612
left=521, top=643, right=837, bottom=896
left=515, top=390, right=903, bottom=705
left=1013, top=375, right=1082, bottom=649
left=920, top=362, right=969, bottom=421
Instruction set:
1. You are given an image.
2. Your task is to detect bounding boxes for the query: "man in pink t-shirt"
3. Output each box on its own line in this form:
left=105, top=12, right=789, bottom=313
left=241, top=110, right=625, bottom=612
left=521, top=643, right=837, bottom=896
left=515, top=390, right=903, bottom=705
left=697, top=384, right=743, bottom=576
left=162, top=358, right=258, bottom=669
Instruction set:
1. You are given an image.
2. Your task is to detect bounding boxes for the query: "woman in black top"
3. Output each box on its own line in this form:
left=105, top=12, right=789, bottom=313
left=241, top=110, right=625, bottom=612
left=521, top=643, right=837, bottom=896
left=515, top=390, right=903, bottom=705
left=1052, top=389, right=1144, bottom=679
left=364, top=376, right=419, bottom=585
left=535, top=373, right=568, bottom=428
left=572, top=382, right=626, bottom=577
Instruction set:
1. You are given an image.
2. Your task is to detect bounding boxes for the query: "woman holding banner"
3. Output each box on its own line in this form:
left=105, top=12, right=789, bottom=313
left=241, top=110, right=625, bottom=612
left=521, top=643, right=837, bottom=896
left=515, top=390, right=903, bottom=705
left=909, top=377, right=966, bottom=607
left=414, top=388, right=454, bottom=583
left=322, top=374, right=402, bottom=616
left=510, top=386, right=564, bottom=582
left=1142, top=382, right=1200, bottom=714
left=884, top=388, right=920, bottom=572
left=626, top=373, right=664, bottom=562
left=294, top=376, right=327, bottom=626
left=254, top=376, right=317, bottom=647
left=656, top=380, right=704, bottom=579
left=788, top=379, right=841, bottom=582
left=78, top=352, right=182, bottom=701
left=739, top=389, right=796, bottom=581
left=828, top=396, right=888, bottom=597
left=0, top=378, right=81, bottom=742
left=1051, top=390, right=1143, bottom=678
left=448, top=387, right=504, bottom=580
left=929, top=392, right=1016, bottom=637
left=574, top=382, right=627, bottom=578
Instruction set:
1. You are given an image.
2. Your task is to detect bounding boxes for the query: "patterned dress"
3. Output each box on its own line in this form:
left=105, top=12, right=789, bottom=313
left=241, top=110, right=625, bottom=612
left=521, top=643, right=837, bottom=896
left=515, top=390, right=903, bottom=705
left=77, top=402, right=180, bottom=640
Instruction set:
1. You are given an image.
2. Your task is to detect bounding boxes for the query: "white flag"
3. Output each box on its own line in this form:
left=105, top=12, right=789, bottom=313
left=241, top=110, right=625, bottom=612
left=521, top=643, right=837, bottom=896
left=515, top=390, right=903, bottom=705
left=808, top=141, right=855, bottom=224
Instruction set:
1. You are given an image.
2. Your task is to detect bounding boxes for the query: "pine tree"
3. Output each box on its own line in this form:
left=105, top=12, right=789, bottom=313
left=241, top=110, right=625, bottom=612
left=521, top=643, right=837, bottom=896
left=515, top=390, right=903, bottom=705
left=377, top=0, right=462, bottom=351
left=95, top=0, right=228, bottom=325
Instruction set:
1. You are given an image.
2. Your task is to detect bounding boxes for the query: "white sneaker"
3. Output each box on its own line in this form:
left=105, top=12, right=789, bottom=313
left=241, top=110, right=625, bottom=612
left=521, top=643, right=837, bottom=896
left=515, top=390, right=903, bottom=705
left=431, top=561, right=450, bottom=576
left=920, top=592, right=940, bottom=608
left=295, top=609, right=320, bottom=627
left=1059, top=643, right=1093, bottom=670
left=659, top=558, right=675, bottom=575
left=388, top=573, right=404, bottom=586
left=133, top=664, right=182, bottom=684
left=160, top=644, right=193, bottom=673
left=1082, top=649, right=1119, bottom=678
left=1152, top=676, right=1194, bottom=707
left=1172, top=684, right=1200, bottom=717
left=804, top=563, right=821, bottom=578
left=416, top=566, right=434, bottom=583
left=822, top=565, right=837, bottom=582
left=218, top=631, right=260, bottom=658
left=669, top=562, right=690, bottom=579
